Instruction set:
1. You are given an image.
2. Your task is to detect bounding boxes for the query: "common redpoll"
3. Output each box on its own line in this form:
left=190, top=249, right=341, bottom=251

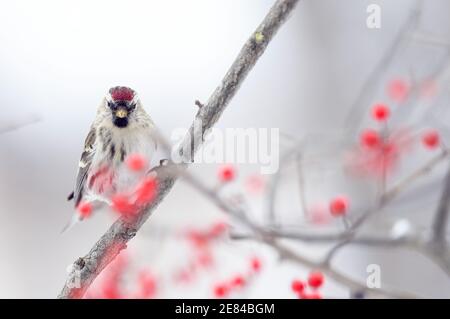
left=64, top=86, right=158, bottom=231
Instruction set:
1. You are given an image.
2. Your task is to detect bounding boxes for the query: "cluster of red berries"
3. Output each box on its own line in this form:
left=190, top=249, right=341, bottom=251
left=86, top=252, right=158, bottom=299
left=187, top=221, right=229, bottom=248
left=173, top=221, right=229, bottom=284
left=362, top=103, right=440, bottom=150
left=387, top=78, right=438, bottom=102
left=135, top=270, right=157, bottom=299
left=291, top=270, right=325, bottom=299
left=345, top=78, right=442, bottom=181
left=111, top=154, right=157, bottom=217
left=76, top=154, right=157, bottom=219
left=213, top=257, right=262, bottom=298
left=111, top=176, right=158, bottom=217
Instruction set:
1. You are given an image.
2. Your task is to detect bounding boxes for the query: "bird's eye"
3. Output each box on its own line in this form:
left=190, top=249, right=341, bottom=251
left=107, top=101, right=116, bottom=110
left=130, top=103, right=136, bottom=111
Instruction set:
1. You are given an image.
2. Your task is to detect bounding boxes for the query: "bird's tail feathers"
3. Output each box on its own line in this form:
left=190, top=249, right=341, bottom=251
left=60, top=214, right=82, bottom=234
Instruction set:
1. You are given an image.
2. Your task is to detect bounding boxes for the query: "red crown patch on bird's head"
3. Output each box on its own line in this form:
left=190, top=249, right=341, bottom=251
left=109, top=86, right=135, bottom=102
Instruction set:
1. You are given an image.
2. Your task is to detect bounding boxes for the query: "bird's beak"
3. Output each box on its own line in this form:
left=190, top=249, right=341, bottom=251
left=115, top=108, right=128, bottom=119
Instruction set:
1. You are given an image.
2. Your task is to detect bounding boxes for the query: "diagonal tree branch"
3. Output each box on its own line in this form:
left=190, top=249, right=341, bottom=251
left=58, top=0, right=300, bottom=299
left=431, top=162, right=450, bottom=244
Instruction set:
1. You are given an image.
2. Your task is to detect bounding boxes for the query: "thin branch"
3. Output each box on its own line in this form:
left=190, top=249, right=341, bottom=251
left=263, top=141, right=450, bottom=278
left=172, top=165, right=420, bottom=298
left=58, top=0, right=301, bottom=299
left=0, top=115, right=41, bottom=135
left=430, top=161, right=450, bottom=248
left=322, top=148, right=450, bottom=263
left=343, top=0, right=423, bottom=139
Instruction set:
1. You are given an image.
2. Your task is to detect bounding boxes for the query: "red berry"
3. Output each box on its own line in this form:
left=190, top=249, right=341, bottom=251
left=387, top=79, right=408, bottom=102
left=298, top=291, right=308, bottom=299
left=329, top=196, right=349, bottom=217
left=291, top=280, right=305, bottom=293
left=250, top=257, right=261, bottom=272
left=77, top=202, right=92, bottom=219
left=208, top=222, right=228, bottom=237
left=245, top=174, right=265, bottom=194
left=231, top=275, right=246, bottom=287
left=307, top=292, right=323, bottom=299
left=218, top=165, right=236, bottom=182
left=308, top=271, right=324, bottom=289
left=138, top=271, right=156, bottom=298
left=422, top=130, right=440, bottom=149
left=372, top=104, right=390, bottom=122
left=125, top=154, right=148, bottom=172
left=101, top=281, right=121, bottom=299
left=111, top=194, right=136, bottom=216
left=214, top=283, right=229, bottom=298
left=360, top=129, right=381, bottom=148
left=187, top=230, right=208, bottom=248
left=420, top=79, right=437, bottom=98
left=197, top=252, right=213, bottom=268
left=135, top=177, right=157, bottom=206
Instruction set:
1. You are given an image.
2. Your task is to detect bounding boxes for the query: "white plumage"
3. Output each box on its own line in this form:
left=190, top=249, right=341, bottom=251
left=64, top=87, right=158, bottom=232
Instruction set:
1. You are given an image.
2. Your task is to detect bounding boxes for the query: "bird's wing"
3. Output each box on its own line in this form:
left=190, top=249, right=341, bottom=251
left=70, top=126, right=96, bottom=208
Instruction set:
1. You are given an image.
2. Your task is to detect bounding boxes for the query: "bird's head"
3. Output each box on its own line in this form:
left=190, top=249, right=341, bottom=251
left=105, top=86, right=138, bottom=128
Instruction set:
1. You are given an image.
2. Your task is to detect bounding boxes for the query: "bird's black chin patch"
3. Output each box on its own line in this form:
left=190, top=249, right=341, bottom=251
left=113, top=117, right=128, bottom=128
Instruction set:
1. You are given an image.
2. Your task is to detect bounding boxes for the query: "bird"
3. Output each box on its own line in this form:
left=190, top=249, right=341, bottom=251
left=64, top=86, right=158, bottom=231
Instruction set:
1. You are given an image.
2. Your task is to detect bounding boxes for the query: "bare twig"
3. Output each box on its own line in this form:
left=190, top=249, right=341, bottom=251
left=432, top=167, right=450, bottom=242
left=322, top=149, right=450, bottom=264
left=343, top=0, right=423, bottom=138
left=58, top=0, right=301, bottom=299
left=429, top=161, right=450, bottom=251
left=0, top=115, right=41, bottom=135
left=195, top=100, right=204, bottom=108
left=169, top=164, right=420, bottom=298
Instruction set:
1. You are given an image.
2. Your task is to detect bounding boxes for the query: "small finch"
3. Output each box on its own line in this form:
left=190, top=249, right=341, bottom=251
left=63, top=86, right=158, bottom=231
